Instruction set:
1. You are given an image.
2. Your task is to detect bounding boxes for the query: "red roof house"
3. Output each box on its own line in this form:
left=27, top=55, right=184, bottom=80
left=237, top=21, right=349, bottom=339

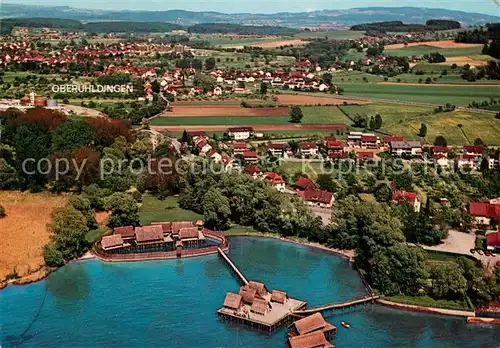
left=295, top=176, right=317, bottom=191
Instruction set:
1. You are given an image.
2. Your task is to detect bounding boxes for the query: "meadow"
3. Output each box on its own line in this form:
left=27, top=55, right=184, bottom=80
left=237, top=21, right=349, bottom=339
left=339, top=103, right=500, bottom=145
left=139, top=195, right=202, bottom=226
left=339, top=83, right=500, bottom=105
left=385, top=45, right=483, bottom=57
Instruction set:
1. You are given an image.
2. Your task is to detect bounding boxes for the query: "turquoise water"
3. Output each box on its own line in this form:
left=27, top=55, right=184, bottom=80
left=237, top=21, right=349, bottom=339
left=1, top=236, right=499, bottom=348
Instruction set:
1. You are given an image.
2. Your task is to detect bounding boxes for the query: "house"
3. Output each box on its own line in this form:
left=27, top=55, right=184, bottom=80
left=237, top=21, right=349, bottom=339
left=389, top=141, right=422, bottom=156
left=295, top=176, right=317, bottom=191
left=222, top=292, right=242, bottom=310
left=207, top=149, right=222, bottom=163
left=299, top=142, right=318, bottom=156
left=298, top=189, right=334, bottom=208
left=213, top=86, right=223, bottom=95
left=264, top=172, right=286, bottom=192
left=486, top=226, right=500, bottom=251
left=244, top=164, right=262, bottom=179
left=432, top=146, right=449, bottom=157
left=455, top=154, right=480, bottom=170
left=221, top=154, right=234, bottom=169
left=463, top=145, right=484, bottom=156
left=356, top=152, right=379, bottom=161
left=196, top=139, right=212, bottom=155
left=243, top=150, right=259, bottom=163
left=232, top=142, right=249, bottom=155
left=267, top=143, right=285, bottom=157
left=361, top=134, right=379, bottom=149
left=434, top=154, right=451, bottom=169
left=469, top=201, right=500, bottom=226
left=393, top=191, right=421, bottom=212
left=383, top=136, right=404, bottom=149
left=289, top=312, right=336, bottom=338
left=186, top=131, right=207, bottom=142
left=328, top=152, right=349, bottom=162
left=326, top=139, right=346, bottom=154
left=227, top=127, right=254, bottom=140
left=287, top=331, right=334, bottom=348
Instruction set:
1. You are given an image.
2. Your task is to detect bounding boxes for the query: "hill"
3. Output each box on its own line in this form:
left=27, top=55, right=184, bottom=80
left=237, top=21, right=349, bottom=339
left=2, top=4, right=499, bottom=28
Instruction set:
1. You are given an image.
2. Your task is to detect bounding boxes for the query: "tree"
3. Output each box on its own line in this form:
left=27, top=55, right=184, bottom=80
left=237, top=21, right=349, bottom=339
left=260, top=81, right=268, bottom=95
left=193, top=73, right=216, bottom=93
left=316, top=174, right=335, bottom=192
left=105, top=193, right=140, bottom=228
left=0, top=204, right=5, bottom=218
left=205, top=57, right=216, bottom=70
left=368, top=116, right=376, bottom=130
left=393, top=170, right=414, bottom=191
left=43, top=244, right=64, bottom=267
left=289, top=106, right=303, bottom=123
left=418, top=123, right=427, bottom=137
left=434, top=135, right=448, bottom=147
left=371, top=244, right=428, bottom=295
left=473, top=138, right=485, bottom=146
left=203, top=187, right=231, bottom=230
left=0, top=158, right=18, bottom=189
left=352, top=113, right=368, bottom=128
left=51, top=120, right=94, bottom=153
left=322, top=72, right=332, bottom=85
left=430, top=263, right=467, bottom=299
left=374, top=183, right=393, bottom=202
left=374, top=113, right=383, bottom=129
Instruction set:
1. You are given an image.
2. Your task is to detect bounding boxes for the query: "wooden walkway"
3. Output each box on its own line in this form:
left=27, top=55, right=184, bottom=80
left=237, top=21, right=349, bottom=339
left=217, top=247, right=249, bottom=285
left=292, top=295, right=380, bottom=315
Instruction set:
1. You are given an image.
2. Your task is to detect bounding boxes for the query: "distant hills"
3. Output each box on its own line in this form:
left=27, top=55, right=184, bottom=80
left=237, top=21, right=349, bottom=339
left=2, top=4, right=500, bottom=28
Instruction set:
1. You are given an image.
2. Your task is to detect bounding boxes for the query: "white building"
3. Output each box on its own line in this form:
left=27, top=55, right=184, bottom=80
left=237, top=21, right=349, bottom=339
left=227, top=127, right=254, bottom=140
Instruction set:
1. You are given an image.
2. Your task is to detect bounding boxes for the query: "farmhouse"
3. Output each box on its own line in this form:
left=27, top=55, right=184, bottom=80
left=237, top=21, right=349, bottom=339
left=295, top=176, right=317, bottom=191
left=455, top=154, right=480, bottom=170
left=347, top=132, right=379, bottom=148
left=267, top=143, right=286, bottom=157
left=243, top=150, right=259, bottom=163
left=389, top=141, right=422, bottom=156
left=244, top=164, right=263, bottom=179
left=393, top=191, right=421, bottom=213
left=383, top=136, right=404, bottom=149
left=298, top=189, right=334, bottom=209
left=228, top=127, right=254, bottom=140
left=325, top=139, right=346, bottom=154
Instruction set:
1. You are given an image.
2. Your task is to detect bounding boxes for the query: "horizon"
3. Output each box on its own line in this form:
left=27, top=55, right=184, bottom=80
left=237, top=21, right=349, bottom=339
left=3, top=1, right=500, bottom=16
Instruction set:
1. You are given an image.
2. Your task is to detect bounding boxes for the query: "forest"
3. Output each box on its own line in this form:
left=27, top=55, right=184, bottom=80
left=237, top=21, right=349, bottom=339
left=350, top=20, right=461, bottom=33
left=187, top=23, right=300, bottom=35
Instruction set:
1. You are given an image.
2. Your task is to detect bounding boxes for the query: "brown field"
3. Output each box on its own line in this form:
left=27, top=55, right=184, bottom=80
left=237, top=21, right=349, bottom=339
left=436, top=56, right=489, bottom=66
left=0, top=191, right=67, bottom=281
left=152, top=124, right=348, bottom=132
left=275, top=94, right=370, bottom=106
left=249, top=39, right=309, bottom=48
left=160, top=105, right=289, bottom=117
left=384, top=40, right=484, bottom=50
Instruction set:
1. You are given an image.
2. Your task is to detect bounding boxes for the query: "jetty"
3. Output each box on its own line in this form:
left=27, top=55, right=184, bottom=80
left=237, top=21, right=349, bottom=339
left=217, top=247, right=248, bottom=285
left=292, top=295, right=380, bottom=315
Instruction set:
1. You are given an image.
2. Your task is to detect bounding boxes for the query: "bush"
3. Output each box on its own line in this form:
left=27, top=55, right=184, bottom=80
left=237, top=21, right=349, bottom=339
left=43, top=244, right=65, bottom=267
left=0, top=204, right=5, bottom=218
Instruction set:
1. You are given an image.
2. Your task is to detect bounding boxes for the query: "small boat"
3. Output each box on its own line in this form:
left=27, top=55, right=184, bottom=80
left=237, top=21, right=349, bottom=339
left=341, top=321, right=351, bottom=329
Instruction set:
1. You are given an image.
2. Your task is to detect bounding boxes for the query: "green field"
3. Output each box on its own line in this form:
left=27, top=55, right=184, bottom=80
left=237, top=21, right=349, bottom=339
left=385, top=45, right=483, bottom=57
left=339, top=83, right=500, bottom=105
left=151, top=106, right=351, bottom=126
left=139, top=195, right=202, bottom=225
left=339, top=103, right=500, bottom=145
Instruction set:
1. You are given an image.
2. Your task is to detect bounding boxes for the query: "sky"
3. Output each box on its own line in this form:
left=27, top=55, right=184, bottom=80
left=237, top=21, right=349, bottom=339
left=5, top=0, right=500, bottom=15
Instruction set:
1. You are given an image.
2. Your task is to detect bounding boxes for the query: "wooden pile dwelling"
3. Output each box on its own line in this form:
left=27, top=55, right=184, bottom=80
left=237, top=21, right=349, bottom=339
left=288, top=312, right=336, bottom=339
left=217, top=280, right=306, bottom=333
left=286, top=330, right=334, bottom=348
left=99, top=220, right=208, bottom=254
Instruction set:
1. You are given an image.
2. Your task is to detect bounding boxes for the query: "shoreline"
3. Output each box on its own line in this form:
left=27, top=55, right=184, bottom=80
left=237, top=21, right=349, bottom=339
left=377, top=298, right=476, bottom=318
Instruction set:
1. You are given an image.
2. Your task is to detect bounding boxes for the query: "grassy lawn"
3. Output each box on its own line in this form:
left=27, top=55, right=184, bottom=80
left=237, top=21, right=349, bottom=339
left=340, top=83, right=500, bottom=106
left=139, top=195, right=202, bottom=225
left=385, top=294, right=473, bottom=311
left=85, top=226, right=111, bottom=243
left=279, top=160, right=330, bottom=179
left=301, top=106, right=353, bottom=124
left=385, top=45, right=483, bottom=57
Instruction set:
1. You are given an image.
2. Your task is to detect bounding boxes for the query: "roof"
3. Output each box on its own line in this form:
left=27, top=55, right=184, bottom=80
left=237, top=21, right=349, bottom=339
left=469, top=202, right=500, bottom=219
left=357, top=152, right=375, bottom=160
left=135, top=225, right=164, bottom=242
left=179, top=227, right=200, bottom=240
left=251, top=298, right=268, bottom=315
left=239, top=285, right=257, bottom=304
left=248, top=281, right=267, bottom=295
left=300, top=142, right=317, bottom=150
left=295, top=176, right=317, bottom=190
left=243, top=150, right=258, bottom=158
left=361, top=134, right=378, bottom=142
left=171, top=221, right=194, bottom=233
left=329, top=152, right=349, bottom=160
left=265, top=172, right=285, bottom=184
left=432, top=146, right=449, bottom=154
left=151, top=222, right=172, bottom=233
left=267, top=143, right=285, bottom=150
left=326, top=140, right=345, bottom=149
left=390, top=141, right=422, bottom=149
left=244, top=164, right=262, bottom=175
left=393, top=191, right=418, bottom=205
left=233, top=142, right=248, bottom=149
left=299, top=189, right=333, bottom=205
left=228, top=126, right=254, bottom=132
left=113, top=225, right=135, bottom=238
left=101, top=234, right=124, bottom=249
left=293, top=313, right=328, bottom=335
left=457, top=154, right=477, bottom=161
left=288, top=331, right=333, bottom=348
left=463, top=145, right=484, bottom=154
left=271, top=290, right=287, bottom=304
left=383, top=136, right=404, bottom=143
left=223, top=292, right=242, bottom=310
left=486, top=231, right=500, bottom=246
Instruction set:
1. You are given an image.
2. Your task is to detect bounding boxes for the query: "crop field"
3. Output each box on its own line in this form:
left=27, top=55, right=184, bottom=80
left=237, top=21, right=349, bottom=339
left=151, top=115, right=290, bottom=126
left=275, top=94, right=370, bottom=106
left=0, top=191, right=67, bottom=281
left=339, top=83, right=500, bottom=105
left=340, top=103, right=500, bottom=145
left=385, top=45, right=483, bottom=58
left=160, top=105, right=288, bottom=117
left=384, top=40, right=484, bottom=50
left=151, top=124, right=348, bottom=133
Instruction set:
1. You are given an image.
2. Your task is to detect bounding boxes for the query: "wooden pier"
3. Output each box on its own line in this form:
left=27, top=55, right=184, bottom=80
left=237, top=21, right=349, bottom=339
left=217, top=247, right=249, bottom=285
left=292, top=295, right=380, bottom=315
